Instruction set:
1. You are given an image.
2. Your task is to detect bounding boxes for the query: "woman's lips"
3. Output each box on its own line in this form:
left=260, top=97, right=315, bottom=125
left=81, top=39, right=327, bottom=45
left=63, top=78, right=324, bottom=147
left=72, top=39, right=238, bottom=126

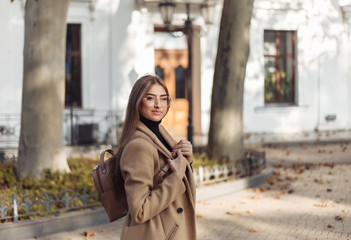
left=152, top=110, right=162, bottom=115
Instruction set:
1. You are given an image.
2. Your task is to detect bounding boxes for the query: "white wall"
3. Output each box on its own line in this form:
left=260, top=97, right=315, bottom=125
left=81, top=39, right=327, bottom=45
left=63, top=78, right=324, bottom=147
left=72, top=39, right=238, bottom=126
left=66, top=0, right=156, bottom=114
left=243, top=0, right=351, bottom=143
left=200, top=0, right=223, bottom=136
left=0, top=1, right=24, bottom=114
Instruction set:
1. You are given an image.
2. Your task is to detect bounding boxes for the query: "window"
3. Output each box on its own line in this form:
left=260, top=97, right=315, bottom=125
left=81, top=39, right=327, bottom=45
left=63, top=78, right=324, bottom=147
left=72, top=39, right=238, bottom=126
left=155, top=65, right=164, bottom=80
left=175, top=65, right=186, bottom=99
left=65, top=24, right=82, bottom=107
left=264, top=30, right=296, bottom=104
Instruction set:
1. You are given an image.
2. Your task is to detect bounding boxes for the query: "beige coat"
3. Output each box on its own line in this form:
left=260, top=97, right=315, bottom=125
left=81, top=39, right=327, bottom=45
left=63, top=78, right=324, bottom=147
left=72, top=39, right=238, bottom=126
left=120, top=122, right=197, bottom=240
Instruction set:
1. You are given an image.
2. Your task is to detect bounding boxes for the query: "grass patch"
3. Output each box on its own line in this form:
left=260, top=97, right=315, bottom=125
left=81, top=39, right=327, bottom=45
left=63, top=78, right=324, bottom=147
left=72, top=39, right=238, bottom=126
left=0, top=157, right=101, bottom=222
left=192, top=153, right=220, bottom=169
left=0, top=157, right=99, bottom=200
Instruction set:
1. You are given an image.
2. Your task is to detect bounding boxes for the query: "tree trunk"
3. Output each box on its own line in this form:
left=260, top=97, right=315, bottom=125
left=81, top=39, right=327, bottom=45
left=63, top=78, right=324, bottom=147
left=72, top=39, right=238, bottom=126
left=207, top=0, right=254, bottom=162
left=17, top=0, right=71, bottom=179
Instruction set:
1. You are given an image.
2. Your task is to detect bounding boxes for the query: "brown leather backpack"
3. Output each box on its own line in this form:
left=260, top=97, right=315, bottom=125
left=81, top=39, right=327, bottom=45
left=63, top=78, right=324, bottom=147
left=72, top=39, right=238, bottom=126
left=92, top=136, right=170, bottom=222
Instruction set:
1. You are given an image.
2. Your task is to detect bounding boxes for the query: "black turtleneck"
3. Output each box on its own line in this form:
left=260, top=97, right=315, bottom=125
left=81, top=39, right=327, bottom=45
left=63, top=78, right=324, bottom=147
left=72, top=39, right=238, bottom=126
left=140, top=115, right=172, bottom=152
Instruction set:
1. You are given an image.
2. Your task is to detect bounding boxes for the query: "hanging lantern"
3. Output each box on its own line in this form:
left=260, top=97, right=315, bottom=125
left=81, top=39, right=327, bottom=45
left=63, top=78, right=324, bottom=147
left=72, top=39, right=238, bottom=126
left=158, top=0, right=176, bottom=26
left=199, top=0, right=216, bottom=25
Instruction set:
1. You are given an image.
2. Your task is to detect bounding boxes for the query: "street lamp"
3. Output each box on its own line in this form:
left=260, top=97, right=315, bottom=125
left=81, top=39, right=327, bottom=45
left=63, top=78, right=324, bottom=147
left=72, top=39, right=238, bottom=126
left=158, top=0, right=215, bottom=143
left=200, top=0, right=216, bottom=25
left=158, top=0, right=176, bottom=26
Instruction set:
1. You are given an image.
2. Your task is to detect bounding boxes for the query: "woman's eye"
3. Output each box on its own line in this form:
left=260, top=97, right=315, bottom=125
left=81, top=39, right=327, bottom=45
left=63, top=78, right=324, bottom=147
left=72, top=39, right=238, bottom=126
left=161, top=97, right=168, bottom=101
left=146, top=96, right=154, bottom=101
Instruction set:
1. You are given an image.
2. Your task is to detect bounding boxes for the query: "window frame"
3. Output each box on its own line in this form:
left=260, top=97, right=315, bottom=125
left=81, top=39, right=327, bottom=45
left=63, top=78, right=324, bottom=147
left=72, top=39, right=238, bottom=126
left=65, top=23, right=82, bottom=108
left=263, top=30, right=297, bottom=105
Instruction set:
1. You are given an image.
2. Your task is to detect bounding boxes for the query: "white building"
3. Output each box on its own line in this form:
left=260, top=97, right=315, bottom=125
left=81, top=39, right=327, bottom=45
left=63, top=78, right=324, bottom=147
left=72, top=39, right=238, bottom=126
left=1, top=0, right=351, bottom=149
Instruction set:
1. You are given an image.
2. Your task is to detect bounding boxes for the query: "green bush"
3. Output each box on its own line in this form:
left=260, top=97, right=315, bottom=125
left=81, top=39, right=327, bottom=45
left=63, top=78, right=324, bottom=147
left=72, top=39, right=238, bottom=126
left=0, top=158, right=99, bottom=199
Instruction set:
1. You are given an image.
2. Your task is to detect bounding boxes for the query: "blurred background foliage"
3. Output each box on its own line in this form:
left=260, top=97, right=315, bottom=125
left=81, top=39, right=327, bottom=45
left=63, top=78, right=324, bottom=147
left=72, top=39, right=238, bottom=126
left=0, top=158, right=98, bottom=199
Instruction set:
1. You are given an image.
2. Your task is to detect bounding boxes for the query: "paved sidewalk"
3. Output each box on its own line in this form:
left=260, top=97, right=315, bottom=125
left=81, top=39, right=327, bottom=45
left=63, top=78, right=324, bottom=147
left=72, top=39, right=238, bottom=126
left=257, top=142, right=351, bottom=165
left=196, top=163, right=351, bottom=240
left=28, top=143, right=351, bottom=240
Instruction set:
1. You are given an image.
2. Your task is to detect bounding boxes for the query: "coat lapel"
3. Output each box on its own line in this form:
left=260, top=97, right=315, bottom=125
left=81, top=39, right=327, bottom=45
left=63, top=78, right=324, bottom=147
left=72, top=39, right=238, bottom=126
left=136, top=121, right=196, bottom=205
left=160, top=125, right=196, bottom=204
left=136, top=122, right=173, bottom=159
left=185, top=165, right=196, bottom=204
left=159, top=125, right=177, bottom=148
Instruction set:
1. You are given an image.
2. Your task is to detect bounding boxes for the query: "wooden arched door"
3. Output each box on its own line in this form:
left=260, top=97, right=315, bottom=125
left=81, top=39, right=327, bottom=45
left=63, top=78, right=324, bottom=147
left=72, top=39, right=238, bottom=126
left=155, top=49, right=188, bottom=139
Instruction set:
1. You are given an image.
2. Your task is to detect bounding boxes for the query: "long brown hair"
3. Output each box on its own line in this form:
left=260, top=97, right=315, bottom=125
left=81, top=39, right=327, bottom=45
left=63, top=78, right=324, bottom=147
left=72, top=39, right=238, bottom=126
left=113, top=74, right=170, bottom=173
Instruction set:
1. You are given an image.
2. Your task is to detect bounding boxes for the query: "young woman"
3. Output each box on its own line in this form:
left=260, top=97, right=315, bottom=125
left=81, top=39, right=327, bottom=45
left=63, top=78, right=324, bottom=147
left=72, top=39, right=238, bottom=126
left=114, top=74, right=196, bottom=240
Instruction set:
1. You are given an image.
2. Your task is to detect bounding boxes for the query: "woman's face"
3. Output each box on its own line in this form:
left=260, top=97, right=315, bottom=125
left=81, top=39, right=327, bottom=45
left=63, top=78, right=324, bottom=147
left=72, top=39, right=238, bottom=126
left=140, top=84, right=169, bottom=122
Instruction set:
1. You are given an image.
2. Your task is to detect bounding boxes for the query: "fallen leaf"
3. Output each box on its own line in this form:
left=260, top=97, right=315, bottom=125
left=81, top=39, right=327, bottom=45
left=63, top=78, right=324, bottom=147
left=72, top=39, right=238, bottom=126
left=199, top=200, right=210, bottom=205
left=226, top=211, right=241, bottom=216
left=269, top=192, right=285, bottom=199
left=83, top=231, right=97, bottom=237
left=288, top=189, right=294, bottom=194
left=250, top=228, right=259, bottom=232
left=335, top=216, right=343, bottom=221
left=327, top=188, right=332, bottom=192
left=327, top=224, right=334, bottom=228
left=196, top=214, right=205, bottom=218
left=247, top=210, right=254, bottom=214
left=314, top=178, right=324, bottom=184
left=314, top=203, right=328, bottom=207
left=305, top=164, right=312, bottom=170
left=249, top=194, right=262, bottom=200
left=259, top=186, right=269, bottom=192
left=254, top=188, right=262, bottom=193
left=342, top=209, right=349, bottom=213
left=286, top=176, right=295, bottom=182
left=321, top=162, right=334, bottom=168
left=266, top=176, right=276, bottom=185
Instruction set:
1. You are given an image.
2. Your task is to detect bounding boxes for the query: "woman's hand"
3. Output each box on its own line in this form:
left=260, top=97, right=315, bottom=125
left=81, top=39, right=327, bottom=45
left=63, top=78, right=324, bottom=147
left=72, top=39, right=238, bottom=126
left=167, top=149, right=187, bottom=179
left=172, top=140, right=193, bottom=164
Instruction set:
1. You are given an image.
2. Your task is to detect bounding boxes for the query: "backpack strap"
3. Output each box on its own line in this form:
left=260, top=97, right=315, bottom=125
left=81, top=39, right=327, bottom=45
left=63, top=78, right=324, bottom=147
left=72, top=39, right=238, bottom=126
left=98, top=149, right=115, bottom=174
left=129, top=135, right=171, bottom=185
